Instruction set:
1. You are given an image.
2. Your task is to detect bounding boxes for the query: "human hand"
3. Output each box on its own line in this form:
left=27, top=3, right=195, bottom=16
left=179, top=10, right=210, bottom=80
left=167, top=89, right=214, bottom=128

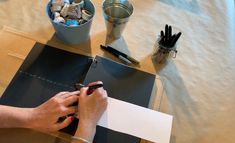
left=29, top=91, right=79, bottom=132
left=74, top=81, right=108, bottom=142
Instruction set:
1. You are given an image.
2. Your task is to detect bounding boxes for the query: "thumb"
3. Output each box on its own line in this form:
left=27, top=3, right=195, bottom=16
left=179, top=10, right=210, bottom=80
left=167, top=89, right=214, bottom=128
left=80, top=87, right=89, bottom=97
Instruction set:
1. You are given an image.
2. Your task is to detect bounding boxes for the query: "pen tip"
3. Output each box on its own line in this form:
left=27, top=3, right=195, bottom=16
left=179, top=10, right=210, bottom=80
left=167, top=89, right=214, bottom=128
left=100, top=45, right=106, bottom=49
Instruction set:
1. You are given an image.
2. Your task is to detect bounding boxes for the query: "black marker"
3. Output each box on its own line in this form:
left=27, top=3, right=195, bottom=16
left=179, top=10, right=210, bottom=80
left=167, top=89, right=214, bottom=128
left=169, top=26, right=172, bottom=40
left=165, top=24, right=169, bottom=44
left=159, top=30, right=165, bottom=44
left=170, top=32, right=182, bottom=47
left=100, top=45, right=139, bottom=65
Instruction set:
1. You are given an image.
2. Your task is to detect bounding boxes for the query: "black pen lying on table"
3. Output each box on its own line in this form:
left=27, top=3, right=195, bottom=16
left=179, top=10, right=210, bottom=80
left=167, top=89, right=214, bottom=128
left=100, top=45, right=139, bottom=65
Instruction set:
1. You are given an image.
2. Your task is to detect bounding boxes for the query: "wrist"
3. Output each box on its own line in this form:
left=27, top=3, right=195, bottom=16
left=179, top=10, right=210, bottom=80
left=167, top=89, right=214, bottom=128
left=21, top=108, right=36, bottom=128
left=75, top=121, right=96, bottom=142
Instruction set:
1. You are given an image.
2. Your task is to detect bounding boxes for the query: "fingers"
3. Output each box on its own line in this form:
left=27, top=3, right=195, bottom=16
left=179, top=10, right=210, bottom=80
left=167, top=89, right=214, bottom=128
left=92, top=88, right=108, bottom=110
left=55, top=91, right=70, bottom=97
left=54, top=91, right=80, bottom=116
left=80, top=87, right=89, bottom=97
left=60, top=91, right=80, bottom=99
left=55, top=91, right=79, bottom=106
left=70, top=90, right=80, bottom=95
left=54, top=116, right=74, bottom=130
left=61, top=106, right=78, bottom=116
left=63, top=94, right=79, bottom=106
left=93, top=87, right=107, bottom=98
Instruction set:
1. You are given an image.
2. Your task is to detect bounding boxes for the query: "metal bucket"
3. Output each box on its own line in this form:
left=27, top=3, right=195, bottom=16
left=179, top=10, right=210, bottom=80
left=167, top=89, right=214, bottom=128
left=102, top=0, right=133, bottom=39
left=46, top=0, right=95, bottom=45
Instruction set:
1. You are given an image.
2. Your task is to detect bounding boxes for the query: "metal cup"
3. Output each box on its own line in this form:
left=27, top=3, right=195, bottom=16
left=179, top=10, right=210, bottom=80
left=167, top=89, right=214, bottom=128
left=102, top=0, right=133, bottom=39
left=46, top=0, right=95, bottom=45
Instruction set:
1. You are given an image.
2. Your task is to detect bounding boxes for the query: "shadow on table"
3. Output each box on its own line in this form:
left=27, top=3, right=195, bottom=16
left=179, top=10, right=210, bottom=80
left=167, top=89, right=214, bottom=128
left=46, top=33, right=92, bottom=55
left=152, top=60, right=200, bottom=143
left=102, top=35, right=141, bottom=68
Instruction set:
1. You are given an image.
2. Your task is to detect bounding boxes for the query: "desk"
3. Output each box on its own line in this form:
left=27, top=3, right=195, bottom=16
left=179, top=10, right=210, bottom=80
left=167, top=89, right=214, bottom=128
left=0, top=0, right=235, bottom=143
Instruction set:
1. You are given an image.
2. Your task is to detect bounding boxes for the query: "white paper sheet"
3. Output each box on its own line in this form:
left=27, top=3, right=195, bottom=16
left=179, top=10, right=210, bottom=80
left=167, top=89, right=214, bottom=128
left=97, top=97, right=173, bottom=143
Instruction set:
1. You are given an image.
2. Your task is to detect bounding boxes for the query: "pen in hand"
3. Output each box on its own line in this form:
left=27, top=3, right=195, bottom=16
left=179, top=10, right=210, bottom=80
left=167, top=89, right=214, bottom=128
left=75, top=83, right=104, bottom=95
left=58, top=83, right=104, bottom=123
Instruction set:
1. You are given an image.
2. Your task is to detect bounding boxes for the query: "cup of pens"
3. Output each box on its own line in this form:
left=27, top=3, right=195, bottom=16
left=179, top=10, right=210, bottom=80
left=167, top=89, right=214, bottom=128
left=153, top=24, right=182, bottom=64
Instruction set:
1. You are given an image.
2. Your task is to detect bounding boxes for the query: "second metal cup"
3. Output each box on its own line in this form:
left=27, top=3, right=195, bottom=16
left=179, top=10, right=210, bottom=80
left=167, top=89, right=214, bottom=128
left=102, top=0, right=133, bottom=39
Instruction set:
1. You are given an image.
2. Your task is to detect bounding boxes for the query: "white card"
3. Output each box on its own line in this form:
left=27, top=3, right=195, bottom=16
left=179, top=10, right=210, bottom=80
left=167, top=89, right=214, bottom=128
left=97, top=97, right=173, bottom=143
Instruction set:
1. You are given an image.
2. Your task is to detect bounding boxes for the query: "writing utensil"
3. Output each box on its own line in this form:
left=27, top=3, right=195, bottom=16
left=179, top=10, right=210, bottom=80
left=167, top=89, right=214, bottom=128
left=165, top=24, right=169, bottom=44
left=100, top=45, right=140, bottom=65
left=101, top=45, right=140, bottom=64
left=170, top=34, right=176, bottom=41
left=169, top=26, right=172, bottom=38
left=86, top=84, right=103, bottom=95
left=159, top=30, right=165, bottom=44
left=75, top=83, right=103, bottom=95
left=160, top=30, right=164, bottom=37
left=168, top=26, right=172, bottom=46
left=170, top=32, right=182, bottom=47
left=100, top=45, right=132, bottom=64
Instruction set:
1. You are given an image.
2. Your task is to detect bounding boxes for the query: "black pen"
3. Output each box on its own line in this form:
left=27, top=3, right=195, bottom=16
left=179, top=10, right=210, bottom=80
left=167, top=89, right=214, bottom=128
left=75, top=83, right=103, bottom=95
left=86, top=84, right=103, bottom=95
left=100, top=45, right=132, bottom=64
left=170, top=32, right=182, bottom=47
left=100, top=45, right=139, bottom=65
left=165, top=24, right=169, bottom=44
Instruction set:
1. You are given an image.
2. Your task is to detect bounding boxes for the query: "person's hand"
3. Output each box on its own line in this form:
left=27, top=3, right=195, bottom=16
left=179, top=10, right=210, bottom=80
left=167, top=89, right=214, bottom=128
left=74, top=81, right=108, bottom=142
left=29, top=91, right=79, bottom=132
left=78, top=81, right=108, bottom=128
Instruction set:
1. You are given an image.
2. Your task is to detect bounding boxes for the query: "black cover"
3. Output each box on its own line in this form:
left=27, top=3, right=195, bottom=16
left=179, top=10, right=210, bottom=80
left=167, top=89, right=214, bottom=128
left=0, top=43, right=156, bottom=143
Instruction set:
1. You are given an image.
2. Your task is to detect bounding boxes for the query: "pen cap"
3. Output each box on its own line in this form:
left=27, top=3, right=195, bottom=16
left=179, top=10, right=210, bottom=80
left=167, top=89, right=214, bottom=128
left=102, top=0, right=133, bottom=39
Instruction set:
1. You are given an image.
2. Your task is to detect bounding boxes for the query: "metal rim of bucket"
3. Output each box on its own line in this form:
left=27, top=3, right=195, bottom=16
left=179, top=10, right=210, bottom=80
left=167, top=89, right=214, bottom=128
left=46, top=0, right=95, bottom=28
left=102, top=1, right=133, bottom=20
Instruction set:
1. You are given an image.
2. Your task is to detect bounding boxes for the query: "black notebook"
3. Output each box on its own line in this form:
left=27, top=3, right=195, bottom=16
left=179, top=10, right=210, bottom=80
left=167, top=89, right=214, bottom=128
left=0, top=43, right=156, bottom=143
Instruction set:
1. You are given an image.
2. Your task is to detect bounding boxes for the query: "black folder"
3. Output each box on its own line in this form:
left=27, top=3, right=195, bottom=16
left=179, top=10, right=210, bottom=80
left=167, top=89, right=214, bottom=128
left=0, top=43, right=156, bottom=143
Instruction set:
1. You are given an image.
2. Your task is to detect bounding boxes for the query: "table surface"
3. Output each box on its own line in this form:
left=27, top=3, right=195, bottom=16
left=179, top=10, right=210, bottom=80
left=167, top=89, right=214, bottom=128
left=0, top=0, right=235, bottom=143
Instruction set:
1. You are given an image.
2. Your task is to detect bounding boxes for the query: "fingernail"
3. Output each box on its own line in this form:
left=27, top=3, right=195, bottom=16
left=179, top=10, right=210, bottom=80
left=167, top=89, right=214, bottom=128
left=70, top=116, right=75, bottom=121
